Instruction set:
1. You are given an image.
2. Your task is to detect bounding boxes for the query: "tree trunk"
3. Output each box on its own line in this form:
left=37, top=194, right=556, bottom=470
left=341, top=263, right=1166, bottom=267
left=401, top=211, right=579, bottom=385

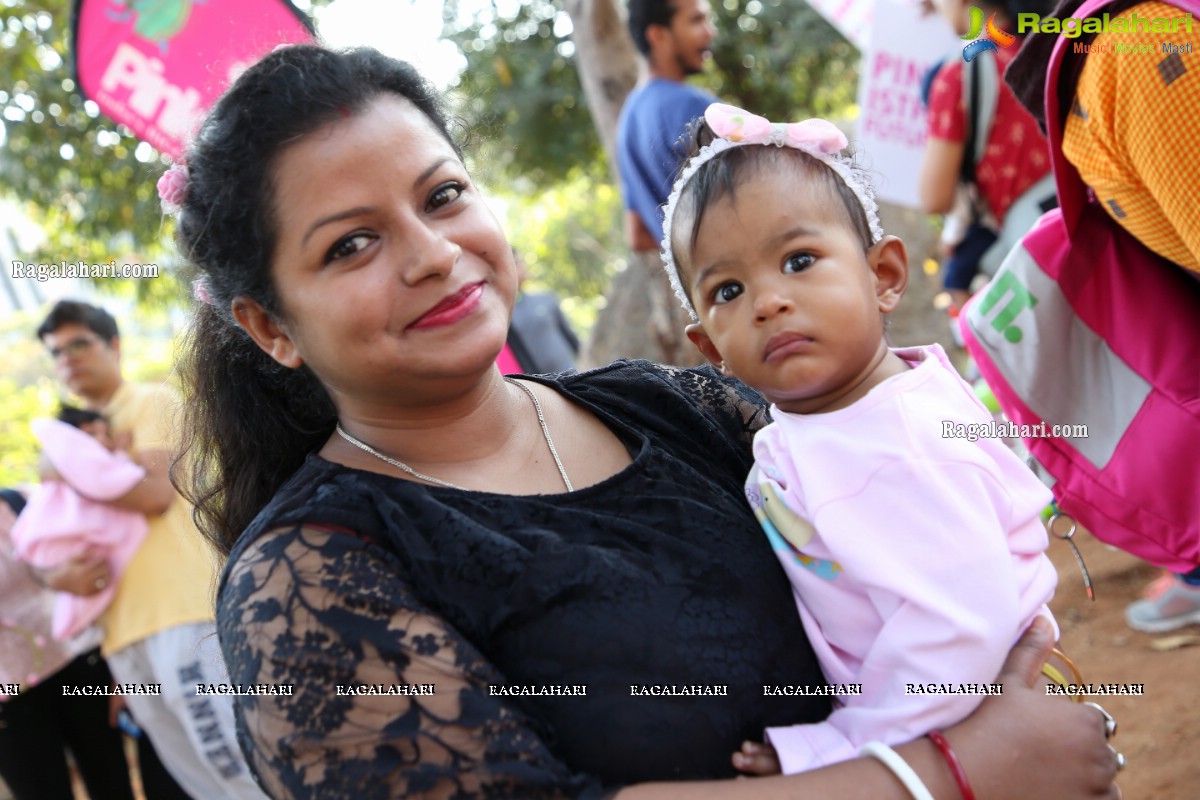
left=562, top=0, right=637, bottom=178
left=565, top=0, right=701, bottom=367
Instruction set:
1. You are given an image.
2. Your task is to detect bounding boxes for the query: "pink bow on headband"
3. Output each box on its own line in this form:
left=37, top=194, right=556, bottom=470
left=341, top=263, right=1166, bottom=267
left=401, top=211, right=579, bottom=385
left=704, top=103, right=847, bottom=154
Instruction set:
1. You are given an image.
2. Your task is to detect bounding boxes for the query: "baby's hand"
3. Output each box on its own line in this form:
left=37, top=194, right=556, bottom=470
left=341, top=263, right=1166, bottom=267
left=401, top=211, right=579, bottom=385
left=731, top=740, right=781, bottom=776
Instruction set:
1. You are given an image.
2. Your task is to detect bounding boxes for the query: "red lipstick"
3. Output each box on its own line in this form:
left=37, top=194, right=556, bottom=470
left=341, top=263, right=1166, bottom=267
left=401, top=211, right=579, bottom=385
left=408, top=282, right=485, bottom=330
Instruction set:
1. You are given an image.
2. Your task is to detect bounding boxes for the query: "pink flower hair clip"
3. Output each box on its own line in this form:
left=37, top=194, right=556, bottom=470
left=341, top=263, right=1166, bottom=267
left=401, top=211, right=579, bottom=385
left=192, top=278, right=214, bottom=306
left=157, top=163, right=189, bottom=216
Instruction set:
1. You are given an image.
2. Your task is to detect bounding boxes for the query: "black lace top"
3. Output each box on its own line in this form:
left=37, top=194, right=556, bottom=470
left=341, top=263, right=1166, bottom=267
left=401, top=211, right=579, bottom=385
left=217, top=361, right=830, bottom=799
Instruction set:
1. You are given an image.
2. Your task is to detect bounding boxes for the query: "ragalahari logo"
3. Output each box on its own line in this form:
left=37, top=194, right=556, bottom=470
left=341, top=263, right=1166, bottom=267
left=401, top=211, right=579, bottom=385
left=961, top=7, right=1017, bottom=61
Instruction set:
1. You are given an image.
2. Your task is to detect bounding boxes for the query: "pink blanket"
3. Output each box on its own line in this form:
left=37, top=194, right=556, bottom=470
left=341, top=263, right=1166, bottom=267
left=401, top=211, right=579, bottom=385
left=11, top=419, right=148, bottom=640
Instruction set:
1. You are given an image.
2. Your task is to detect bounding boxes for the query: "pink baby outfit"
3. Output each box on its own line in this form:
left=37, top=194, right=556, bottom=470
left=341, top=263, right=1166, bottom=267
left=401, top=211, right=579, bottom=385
left=747, top=344, right=1058, bottom=774
left=11, top=419, right=148, bottom=641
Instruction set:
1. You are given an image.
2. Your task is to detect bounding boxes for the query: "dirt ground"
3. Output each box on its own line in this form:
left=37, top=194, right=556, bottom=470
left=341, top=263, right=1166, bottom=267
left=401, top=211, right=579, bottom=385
left=1045, top=525, right=1200, bottom=799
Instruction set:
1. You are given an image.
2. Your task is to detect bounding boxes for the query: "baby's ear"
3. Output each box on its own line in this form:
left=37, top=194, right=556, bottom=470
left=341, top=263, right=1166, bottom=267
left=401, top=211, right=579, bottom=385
left=686, top=323, right=732, bottom=375
left=868, top=236, right=909, bottom=314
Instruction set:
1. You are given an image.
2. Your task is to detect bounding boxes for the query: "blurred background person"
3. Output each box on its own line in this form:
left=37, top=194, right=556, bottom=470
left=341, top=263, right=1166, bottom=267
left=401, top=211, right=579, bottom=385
left=617, top=0, right=718, bottom=253
left=919, top=0, right=1057, bottom=314
left=506, top=248, right=580, bottom=373
left=0, top=488, right=138, bottom=800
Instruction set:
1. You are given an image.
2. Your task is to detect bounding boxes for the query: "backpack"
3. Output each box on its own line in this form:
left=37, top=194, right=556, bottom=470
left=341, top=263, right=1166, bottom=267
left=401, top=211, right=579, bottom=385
left=960, top=50, right=1057, bottom=277
left=961, top=0, right=1200, bottom=573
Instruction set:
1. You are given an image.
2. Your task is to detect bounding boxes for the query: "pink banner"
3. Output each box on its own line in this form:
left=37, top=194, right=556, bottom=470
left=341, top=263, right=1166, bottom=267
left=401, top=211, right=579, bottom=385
left=72, top=0, right=314, bottom=159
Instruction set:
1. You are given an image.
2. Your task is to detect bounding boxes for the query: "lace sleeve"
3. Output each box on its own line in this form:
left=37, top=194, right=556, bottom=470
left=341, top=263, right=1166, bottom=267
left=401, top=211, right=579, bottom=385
left=217, top=524, right=611, bottom=800
left=661, top=364, right=771, bottom=448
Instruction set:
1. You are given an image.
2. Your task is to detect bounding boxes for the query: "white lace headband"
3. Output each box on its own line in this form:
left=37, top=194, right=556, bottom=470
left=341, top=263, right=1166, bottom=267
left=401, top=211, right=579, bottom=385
left=660, top=103, right=883, bottom=321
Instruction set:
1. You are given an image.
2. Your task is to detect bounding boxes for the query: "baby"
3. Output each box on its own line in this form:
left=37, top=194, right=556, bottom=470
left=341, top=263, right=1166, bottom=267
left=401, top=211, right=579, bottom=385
left=58, top=405, right=117, bottom=449
left=662, top=103, right=1060, bottom=775
left=12, top=406, right=148, bottom=641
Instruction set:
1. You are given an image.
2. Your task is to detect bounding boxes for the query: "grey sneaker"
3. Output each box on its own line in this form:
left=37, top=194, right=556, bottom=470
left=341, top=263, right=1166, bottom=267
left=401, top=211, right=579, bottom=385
left=1125, top=576, right=1200, bottom=633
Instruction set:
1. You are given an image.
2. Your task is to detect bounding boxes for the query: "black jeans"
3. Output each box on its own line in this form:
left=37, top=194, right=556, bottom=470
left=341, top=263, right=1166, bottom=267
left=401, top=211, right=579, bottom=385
left=0, top=647, right=195, bottom=800
left=0, top=648, right=135, bottom=800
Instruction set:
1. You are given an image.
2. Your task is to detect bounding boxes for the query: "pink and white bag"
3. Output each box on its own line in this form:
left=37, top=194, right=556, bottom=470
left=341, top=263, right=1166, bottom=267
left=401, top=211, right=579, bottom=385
left=961, top=0, right=1200, bottom=573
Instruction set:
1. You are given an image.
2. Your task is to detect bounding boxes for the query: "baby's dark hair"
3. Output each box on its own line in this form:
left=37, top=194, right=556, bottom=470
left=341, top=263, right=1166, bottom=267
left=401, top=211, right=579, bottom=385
left=675, top=117, right=875, bottom=256
left=173, top=45, right=462, bottom=555
left=664, top=117, right=878, bottom=316
left=58, top=405, right=104, bottom=429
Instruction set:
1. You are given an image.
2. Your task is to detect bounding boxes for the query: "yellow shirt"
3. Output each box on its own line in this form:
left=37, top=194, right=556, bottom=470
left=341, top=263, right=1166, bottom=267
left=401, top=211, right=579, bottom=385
left=100, top=381, right=217, bottom=655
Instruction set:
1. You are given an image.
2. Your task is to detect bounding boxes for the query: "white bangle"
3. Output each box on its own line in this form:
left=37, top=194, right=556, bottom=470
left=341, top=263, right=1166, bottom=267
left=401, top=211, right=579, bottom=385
left=859, top=741, right=936, bottom=800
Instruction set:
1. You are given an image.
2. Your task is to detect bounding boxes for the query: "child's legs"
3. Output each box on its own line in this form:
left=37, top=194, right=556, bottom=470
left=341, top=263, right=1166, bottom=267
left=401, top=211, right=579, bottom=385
left=942, top=223, right=998, bottom=303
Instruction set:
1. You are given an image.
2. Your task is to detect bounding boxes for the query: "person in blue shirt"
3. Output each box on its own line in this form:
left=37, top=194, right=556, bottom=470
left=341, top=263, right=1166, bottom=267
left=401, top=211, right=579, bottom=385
left=507, top=249, right=580, bottom=374
left=616, top=0, right=717, bottom=253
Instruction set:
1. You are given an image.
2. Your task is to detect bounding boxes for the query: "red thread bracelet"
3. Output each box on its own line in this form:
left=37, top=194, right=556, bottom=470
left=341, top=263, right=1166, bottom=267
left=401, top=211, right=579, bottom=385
left=927, top=730, right=975, bottom=800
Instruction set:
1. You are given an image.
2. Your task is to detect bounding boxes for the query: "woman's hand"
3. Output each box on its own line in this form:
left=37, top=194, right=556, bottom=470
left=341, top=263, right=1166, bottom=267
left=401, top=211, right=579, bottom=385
left=943, top=617, right=1122, bottom=799
left=724, top=618, right=1120, bottom=797
left=38, top=548, right=112, bottom=596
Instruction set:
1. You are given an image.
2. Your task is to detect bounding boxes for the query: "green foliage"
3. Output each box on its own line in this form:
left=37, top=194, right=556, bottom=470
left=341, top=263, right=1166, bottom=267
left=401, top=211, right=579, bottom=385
left=501, top=167, right=626, bottom=337
left=447, top=0, right=604, bottom=189
left=1, top=0, right=185, bottom=304
left=0, top=379, right=56, bottom=487
left=0, top=310, right=62, bottom=487
left=704, top=0, right=859, bottom=120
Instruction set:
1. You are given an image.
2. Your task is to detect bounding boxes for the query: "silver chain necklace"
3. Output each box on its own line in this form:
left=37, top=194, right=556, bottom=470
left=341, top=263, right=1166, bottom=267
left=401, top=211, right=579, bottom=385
left=335, top=377, right=574, bottom=493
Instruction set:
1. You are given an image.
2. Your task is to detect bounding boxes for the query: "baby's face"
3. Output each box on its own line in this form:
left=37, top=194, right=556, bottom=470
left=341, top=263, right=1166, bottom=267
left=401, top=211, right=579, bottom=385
left=79, top=420, right=114, bottom=450
left=681, top=167, right=892, bottom=413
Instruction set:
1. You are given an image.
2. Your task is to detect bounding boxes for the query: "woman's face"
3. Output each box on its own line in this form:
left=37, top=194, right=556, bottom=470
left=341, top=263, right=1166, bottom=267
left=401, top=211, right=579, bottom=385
left=262, top=95, right=517, bottom=409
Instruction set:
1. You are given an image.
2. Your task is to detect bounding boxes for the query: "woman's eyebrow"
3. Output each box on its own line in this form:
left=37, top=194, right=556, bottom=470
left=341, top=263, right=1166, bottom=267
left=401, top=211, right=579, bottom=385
left=303, top=207, right=372, bottom=248
left=300, top=158, right=457, bottom=247
left=414, top=157, right=453, bottom=189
